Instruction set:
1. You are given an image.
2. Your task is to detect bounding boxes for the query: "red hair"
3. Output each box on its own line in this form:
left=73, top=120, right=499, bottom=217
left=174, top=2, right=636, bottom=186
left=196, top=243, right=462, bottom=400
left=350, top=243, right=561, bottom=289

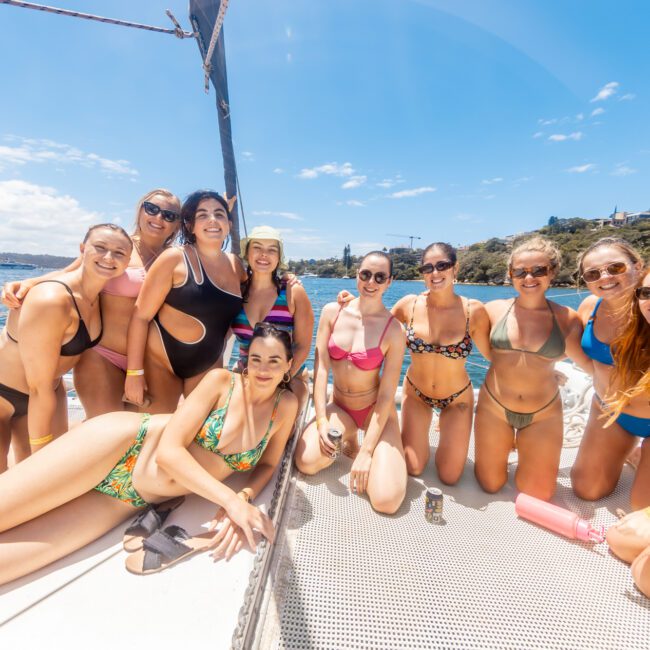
left=604, top=267, right=650, bottom=425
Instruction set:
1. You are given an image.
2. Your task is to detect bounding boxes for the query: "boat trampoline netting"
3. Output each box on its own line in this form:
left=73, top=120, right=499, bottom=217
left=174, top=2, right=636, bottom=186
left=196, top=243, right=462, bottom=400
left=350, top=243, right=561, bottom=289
left=251, top=428, right=648, bottom=649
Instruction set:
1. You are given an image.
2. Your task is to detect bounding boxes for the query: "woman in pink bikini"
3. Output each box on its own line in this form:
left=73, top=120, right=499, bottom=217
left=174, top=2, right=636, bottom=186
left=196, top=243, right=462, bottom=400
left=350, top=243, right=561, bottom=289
left=2, top=189, right=181, bottom=418
left=295, top=251, right=407, bottom=514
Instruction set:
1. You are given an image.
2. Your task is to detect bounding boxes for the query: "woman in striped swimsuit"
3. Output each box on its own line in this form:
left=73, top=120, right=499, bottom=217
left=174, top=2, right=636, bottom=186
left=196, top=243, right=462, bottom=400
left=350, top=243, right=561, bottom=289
left=231, top=226, right=314, bottom=410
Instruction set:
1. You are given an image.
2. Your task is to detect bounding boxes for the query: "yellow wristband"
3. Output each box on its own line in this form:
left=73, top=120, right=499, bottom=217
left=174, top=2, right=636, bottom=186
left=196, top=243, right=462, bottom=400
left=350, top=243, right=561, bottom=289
left=317, top=417, right=328, bottom=428
left=126, top=369, right=145, bottom=376
left=29, top=434, right=53, bottom=446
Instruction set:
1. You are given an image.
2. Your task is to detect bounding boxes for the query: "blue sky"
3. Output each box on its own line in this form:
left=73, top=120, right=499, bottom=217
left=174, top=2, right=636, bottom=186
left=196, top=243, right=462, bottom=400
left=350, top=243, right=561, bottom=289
left=0, top=0, right=648, bottom=259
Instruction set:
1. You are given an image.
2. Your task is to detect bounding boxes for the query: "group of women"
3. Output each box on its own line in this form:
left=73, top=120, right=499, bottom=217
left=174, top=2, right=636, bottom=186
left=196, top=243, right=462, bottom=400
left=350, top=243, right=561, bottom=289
left=0, top=190, right=648, bottom=594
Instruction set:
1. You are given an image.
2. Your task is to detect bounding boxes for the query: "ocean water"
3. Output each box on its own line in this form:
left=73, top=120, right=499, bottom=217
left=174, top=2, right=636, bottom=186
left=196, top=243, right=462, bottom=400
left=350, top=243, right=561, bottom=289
left=0, top=269, right=588, bottom=386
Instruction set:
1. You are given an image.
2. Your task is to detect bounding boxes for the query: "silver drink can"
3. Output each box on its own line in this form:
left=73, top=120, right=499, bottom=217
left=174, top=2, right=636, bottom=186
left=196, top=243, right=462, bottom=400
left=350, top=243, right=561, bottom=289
left=425, top=487, right=443, bottom=523
left=327, top=428, right=342, bottom=459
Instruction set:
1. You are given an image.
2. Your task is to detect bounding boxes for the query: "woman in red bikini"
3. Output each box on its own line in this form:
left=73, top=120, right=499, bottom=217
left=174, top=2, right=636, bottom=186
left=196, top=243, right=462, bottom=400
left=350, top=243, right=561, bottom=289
left=2, top=189, right=181, bottom=417
left=295, top=251, right=407, bottom=514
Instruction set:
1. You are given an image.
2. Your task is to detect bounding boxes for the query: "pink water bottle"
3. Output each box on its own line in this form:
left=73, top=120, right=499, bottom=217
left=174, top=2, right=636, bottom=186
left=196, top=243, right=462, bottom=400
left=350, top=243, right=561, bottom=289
left=515, top=493, right=605, bottom=543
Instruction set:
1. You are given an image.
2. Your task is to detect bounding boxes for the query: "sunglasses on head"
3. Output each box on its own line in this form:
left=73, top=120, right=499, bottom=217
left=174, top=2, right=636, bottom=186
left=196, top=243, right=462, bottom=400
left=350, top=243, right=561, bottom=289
left=635, top=286, right=650, bottom=301
left=418, top=260, right=454, bottom=275
left=510, top=265, right=550, bottom=279
left=142, top=201, right=180, bottom=223
left=358, top=269, right=389, bottom=284
left=582, top=261, right=628, bottom=284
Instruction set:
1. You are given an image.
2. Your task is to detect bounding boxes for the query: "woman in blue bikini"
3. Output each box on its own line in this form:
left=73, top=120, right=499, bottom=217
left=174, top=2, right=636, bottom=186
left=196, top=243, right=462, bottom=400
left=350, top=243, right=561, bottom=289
left=0, top=324, right=298, bottom=585
left=571, top=238, right=646, bottom=507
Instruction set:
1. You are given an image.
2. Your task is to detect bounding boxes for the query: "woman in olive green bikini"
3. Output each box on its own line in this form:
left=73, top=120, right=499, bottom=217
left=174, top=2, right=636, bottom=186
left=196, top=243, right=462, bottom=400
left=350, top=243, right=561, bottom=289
left=0, top=325, right=298, bottom=585
left=474, top=237, right=592, bottom=501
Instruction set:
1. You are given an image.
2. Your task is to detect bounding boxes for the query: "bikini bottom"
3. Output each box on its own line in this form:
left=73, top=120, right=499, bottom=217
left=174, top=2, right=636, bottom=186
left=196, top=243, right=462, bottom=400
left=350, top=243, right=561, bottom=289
left=406, top=375, right=472, bottom=411
left=0, top=382, right=29, bottom=418
left=595, top=394, right=650, bottom=439
left=94, top=414, right=150, bottom=508
left=484, top=382, right=560, bottom=431
left=93, top=344, right=128, bottom=372
left=333, top=396, right=374, bottom=429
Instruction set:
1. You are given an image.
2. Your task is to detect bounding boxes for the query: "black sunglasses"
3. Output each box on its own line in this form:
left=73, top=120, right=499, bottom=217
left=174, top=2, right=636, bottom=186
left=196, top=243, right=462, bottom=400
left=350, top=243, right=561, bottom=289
left=418, top=260, right=454, bottom=275
left=582, top=261, right=628, bottom=284
left=358, top=269, right=389, bottom=284
left=142, top=201, right=180, bottom=223
left=510, top=265, right=550, bottom=279
left=635, top=286, right=650, bottom=301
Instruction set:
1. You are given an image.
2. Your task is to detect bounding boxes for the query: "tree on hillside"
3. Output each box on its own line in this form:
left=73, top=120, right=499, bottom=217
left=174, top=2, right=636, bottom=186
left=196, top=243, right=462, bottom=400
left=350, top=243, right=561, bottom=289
left=342, top=244, right=352, bottom=271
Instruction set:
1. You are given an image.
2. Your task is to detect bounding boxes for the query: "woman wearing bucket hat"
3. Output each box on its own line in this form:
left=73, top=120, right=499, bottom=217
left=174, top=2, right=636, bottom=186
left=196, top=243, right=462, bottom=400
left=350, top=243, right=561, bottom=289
left=232, top=225, right=314, bottom=409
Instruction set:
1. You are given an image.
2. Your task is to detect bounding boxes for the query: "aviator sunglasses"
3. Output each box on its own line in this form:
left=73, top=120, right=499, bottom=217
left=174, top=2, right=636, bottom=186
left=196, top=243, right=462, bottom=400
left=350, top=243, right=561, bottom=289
left=418, top=260, right=454, bottom=274
left=582, top=261, right=628, bottom=284
left=635, top=286, right=650, bottom=301
left=358, top=269, right=389, bottom=284
left=510, top=265, right=550, bottom=279
left=142, top=201, right=180, bottom=223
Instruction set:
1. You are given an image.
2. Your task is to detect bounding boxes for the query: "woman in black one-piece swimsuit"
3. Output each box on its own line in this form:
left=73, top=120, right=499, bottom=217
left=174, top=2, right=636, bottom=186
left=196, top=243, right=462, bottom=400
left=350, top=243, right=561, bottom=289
left=125, top=190, right=245, bottom=413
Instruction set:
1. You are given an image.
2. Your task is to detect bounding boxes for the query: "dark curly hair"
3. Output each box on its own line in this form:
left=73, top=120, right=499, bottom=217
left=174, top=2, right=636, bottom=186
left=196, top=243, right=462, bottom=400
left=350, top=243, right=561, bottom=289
left=180, top=190, right=232, bottom=248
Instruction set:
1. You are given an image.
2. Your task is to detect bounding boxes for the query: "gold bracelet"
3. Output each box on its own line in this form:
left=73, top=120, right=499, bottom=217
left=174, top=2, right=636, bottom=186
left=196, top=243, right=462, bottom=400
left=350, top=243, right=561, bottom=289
left=29, top=434, right=53, bottom=446
left=238, top=489, right=252, bottom=503
left=126, top=369, right=145, bottom=376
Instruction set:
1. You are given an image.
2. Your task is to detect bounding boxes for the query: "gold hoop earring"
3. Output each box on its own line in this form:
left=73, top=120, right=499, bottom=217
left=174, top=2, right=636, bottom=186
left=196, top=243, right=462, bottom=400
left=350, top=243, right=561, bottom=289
left=283, top=372, right=291, bottom=384
left=242, top=367, right=249, bottom=377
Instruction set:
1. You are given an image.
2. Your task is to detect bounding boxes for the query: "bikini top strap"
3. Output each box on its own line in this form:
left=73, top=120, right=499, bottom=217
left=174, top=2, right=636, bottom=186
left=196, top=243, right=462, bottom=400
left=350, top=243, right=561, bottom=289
left=264, top=388, right=285, bottom=438
left=39, top=280, right=82, bottom=319
left=330, top=305, right=344, bottom=332
left=589, top=297, right=603, bottom=322
left=378, top=314, right=395, bottom=345
left=408, top=295, right=419, bottom=328
left=222, top=373, right=236, bottom=410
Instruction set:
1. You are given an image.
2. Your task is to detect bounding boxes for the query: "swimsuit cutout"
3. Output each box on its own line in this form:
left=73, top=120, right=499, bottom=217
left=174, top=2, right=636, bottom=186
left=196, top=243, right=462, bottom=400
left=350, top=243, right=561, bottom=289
left=580, top=298, right=614, bottom=366
left=154, top=246, right=242, bottom=379
left=6, top=280, right=102, bottom=356
left=232, top=281, right=295, bottom=370
left=490, top=299, right=565, bottom=359
left=327, top=307, right=394, bottom=371
left=406, top=296, right=473, bottom=358
left=194, top=375, right=284, bottom=471
left=102, top=266, right=145, bottom=299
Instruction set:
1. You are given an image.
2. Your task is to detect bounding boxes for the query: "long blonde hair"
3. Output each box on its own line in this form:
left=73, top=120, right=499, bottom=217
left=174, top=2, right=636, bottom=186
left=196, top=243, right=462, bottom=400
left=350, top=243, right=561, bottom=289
left=603, top=267, right=650, bottom=425
left=132, top=188, right=181, bottom=247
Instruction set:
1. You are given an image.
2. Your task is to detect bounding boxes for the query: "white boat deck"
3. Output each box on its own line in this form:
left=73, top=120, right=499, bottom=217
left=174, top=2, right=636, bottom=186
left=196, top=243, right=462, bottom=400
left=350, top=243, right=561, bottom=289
left=1, top=363, right=648, bottom=649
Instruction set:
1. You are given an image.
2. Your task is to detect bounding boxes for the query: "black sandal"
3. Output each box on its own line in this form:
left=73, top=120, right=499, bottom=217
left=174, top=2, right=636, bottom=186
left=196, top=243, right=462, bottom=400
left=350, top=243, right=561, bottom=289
left=125, top=525, right=214, bottom=575
left=122, top=496, right=185, bottom=552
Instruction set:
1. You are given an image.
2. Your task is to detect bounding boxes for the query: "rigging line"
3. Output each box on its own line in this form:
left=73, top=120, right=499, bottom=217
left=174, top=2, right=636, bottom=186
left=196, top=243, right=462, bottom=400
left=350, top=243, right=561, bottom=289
left=236, top=172, right=247, bottom=238
left=0, top=0, right=196, bottom=38
left=202, top=0, right=230, bottom=93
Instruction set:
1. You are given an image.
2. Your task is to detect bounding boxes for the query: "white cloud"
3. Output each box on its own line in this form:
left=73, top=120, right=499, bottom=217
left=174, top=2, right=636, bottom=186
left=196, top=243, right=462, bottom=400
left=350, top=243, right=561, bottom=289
left=341, top=175, right=366, bottom=190
left=481, top=177, right=503, bottom=185
left=240, top=151, right=255, bottom=161
left=376, top=175, right=404, bottom=188
left=286, top=53, right=292, bottom=63
left=576, top=113, right=584, bottom=121
left=548, top=132, right=583, bottom=142
left=532, top=131, right=544, bottom=139
left=590, top=81, right=619, bottom=102
left=590, top=108, right=605, bottom=117
left=453, top=213, right=473, bottom=221
left=611, top=164, right=637, bottom=177
left=388, top=186, right=436, bottom=199
left=619, top=93, right=636, bottom=101
left=0, top=135, right=138, bottom=177
left=566, top=163, right=596, bottom=173
left=251, top=210, right=303, bottom=221
left=285, top=26, right=292, bottom=39
left=346, top=200, right=365, bottom=207
left=538, top=118, right=557, bottom=126
left=351, top=242, right=384, bottom=254
left=273, top=167, right=285, bottom=174
left=0, top=180, right=102, bottom=255
left=298, top=161, right=354, bottom=180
